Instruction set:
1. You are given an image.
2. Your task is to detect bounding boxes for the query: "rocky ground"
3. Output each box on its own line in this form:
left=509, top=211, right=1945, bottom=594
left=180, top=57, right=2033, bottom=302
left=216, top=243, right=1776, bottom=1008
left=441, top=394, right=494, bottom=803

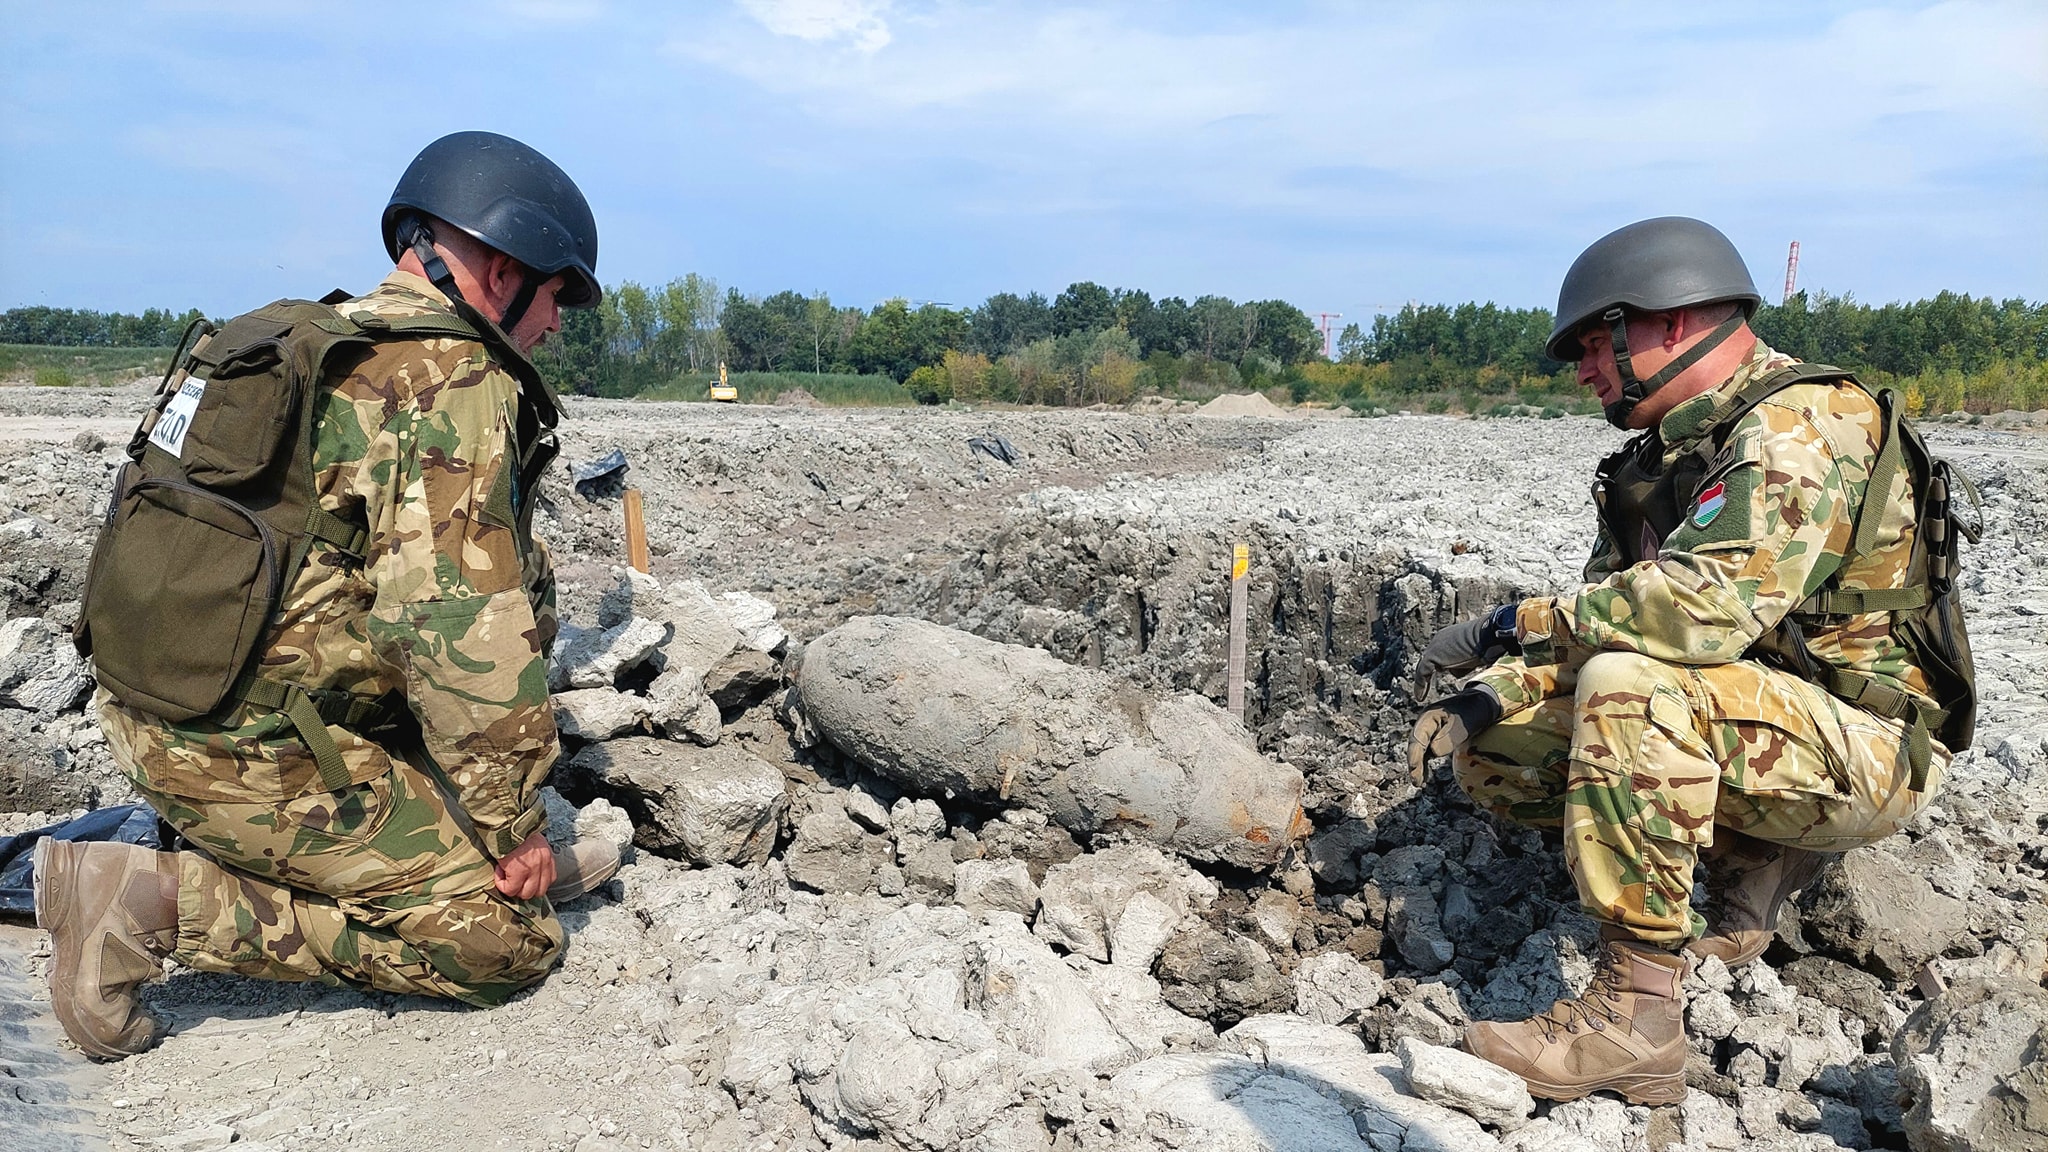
left=2, top=378, right=2046, bottom=1152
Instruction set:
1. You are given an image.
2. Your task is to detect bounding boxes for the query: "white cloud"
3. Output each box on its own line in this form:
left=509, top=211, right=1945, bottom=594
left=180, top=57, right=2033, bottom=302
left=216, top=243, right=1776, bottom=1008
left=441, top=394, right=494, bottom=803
left=738, top=0, right=892, bottom=51
left=680, top=2, right=2045, bottom=215
left=655, top=1, right=2043, bottom=307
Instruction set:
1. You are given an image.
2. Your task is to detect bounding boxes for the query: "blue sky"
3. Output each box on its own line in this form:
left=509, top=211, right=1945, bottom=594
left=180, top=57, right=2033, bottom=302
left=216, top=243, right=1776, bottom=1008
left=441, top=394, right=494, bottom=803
left=2, top=1, right=2042, bottom=327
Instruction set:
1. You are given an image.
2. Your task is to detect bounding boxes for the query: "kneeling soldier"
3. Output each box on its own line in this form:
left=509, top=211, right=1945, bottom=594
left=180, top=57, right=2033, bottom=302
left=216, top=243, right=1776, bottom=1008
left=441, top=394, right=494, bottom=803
left=39, top=131, right=617, bottom=1057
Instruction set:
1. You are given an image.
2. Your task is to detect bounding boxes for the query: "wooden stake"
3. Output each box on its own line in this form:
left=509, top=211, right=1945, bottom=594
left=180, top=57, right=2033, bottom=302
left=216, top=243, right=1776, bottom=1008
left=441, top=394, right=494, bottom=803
left=622, top=487, right=651, bottom=574
left=1227, top=543, right=1249, bottom=718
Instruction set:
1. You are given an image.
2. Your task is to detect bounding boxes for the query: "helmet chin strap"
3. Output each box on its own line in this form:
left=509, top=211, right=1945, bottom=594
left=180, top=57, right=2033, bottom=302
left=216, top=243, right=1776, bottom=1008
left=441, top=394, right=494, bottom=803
left=496, top=275, right=541, bottom=338
left=398, top=216, right=536, bottom=336
left=1600, top=307, right=1748, bottom=429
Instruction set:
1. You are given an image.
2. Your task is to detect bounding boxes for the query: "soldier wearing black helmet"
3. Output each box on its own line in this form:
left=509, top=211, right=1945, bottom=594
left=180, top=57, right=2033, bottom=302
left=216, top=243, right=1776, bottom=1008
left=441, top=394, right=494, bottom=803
left=1407, top=217, right=1974, bottom=1104
left=36, top=132, right=618, bottom=1058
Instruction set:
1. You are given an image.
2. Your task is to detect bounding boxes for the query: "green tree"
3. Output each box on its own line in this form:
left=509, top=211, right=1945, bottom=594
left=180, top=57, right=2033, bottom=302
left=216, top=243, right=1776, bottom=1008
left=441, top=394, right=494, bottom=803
left=802, top=293, right=839, bottom=373
left=1336, top=322, right=1368, bottom=364
left=1250, top=300, right=1320, bottom=364
left=1190, top=295, right=1241, bottom=361
left=657, top=274, right=721, bottom=372
left=1052, top=282, right=1116, bottom=336
left=905, top=363, right=950, bottom=404
left=968, top=291, right=1053, bottom=356
left=611, top=282, right=658, bottom=361
left=848, top=299, right=918, bottom=381
left=1130, top=294, right=1196, bottom=357
left=721, top=289, right=806, bottom=372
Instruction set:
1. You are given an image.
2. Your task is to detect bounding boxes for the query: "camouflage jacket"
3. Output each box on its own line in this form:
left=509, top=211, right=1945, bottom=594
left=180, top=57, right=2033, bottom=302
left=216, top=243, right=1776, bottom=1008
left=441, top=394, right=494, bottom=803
left=100, top=271, right=560, bottom=859
left=1476, top=340, right=1930, bottom=714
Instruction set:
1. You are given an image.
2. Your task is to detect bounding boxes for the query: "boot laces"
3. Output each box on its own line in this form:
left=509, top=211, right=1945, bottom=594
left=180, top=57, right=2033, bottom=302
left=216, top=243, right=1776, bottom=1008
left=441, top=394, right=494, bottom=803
left=1534, top=945, right=1630, bottom=1042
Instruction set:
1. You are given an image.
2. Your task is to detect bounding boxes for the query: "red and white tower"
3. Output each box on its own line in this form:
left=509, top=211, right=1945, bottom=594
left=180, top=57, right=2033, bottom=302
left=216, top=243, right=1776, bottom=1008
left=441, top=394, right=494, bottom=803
left=1317, top=312, right=1342, bottom=359
left=1783, top=241, right=1801, bottom=305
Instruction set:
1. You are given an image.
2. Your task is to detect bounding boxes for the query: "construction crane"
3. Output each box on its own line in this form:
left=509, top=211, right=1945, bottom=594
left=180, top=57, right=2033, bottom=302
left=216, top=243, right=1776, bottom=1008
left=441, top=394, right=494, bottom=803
left=1317, top=312, right=1343, bottom=360
left=1783, top=241, right=1801, bottom=305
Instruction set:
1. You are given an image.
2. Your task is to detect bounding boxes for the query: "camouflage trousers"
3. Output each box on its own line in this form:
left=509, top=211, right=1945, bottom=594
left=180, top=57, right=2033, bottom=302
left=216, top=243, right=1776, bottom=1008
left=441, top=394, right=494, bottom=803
left=121, top=748, right=563, bottom=1007
left=1454, top=651, right=1942, bottom=946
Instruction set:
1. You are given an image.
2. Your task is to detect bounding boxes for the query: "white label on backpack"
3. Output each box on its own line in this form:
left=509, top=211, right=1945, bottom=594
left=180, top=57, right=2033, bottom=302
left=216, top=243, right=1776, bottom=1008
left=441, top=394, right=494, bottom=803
left=147, top=375, right=207, bottom=459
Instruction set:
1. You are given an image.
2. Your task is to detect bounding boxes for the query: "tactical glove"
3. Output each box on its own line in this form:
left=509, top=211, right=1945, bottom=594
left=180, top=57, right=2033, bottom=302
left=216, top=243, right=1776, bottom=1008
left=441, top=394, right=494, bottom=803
left=1413, top=604, right=1521, bottom=689
left=1407, top=685, right=1504, bottom=785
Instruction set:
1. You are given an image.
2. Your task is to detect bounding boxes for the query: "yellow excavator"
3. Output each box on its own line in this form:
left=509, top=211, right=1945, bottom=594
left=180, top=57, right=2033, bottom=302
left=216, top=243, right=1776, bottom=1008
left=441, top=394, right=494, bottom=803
left=708, top=361, right=738, bottom=403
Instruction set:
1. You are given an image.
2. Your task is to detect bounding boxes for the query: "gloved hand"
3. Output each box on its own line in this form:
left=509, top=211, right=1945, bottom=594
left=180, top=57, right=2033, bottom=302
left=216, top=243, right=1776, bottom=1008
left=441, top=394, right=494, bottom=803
left=1407, top=685, right=1504, bottom=785
left=1413, top=604, right=1521, bottom=690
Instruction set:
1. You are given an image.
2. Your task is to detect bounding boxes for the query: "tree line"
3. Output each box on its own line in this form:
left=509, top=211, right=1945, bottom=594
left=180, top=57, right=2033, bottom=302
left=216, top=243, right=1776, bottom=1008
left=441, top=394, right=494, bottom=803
left=0, top=305, right=207, bottom=348
left=544, top=283, right=2048, bottom=409
left=531, top=278, right=1325, bottom=405
left=7, top=288, right=2042, bottom=413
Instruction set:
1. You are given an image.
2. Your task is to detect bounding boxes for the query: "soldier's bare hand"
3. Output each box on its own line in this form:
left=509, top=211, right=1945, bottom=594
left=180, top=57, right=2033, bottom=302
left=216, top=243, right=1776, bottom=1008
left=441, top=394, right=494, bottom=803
left=494, top=831, right=558, bottom=901
left=1406, top=686, right=1505, bottom=785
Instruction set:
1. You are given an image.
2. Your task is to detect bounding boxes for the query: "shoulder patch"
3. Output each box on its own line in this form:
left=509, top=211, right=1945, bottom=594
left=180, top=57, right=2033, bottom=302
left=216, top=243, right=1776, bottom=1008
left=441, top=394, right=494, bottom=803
left=1692, top=481, right=1727, bottom=528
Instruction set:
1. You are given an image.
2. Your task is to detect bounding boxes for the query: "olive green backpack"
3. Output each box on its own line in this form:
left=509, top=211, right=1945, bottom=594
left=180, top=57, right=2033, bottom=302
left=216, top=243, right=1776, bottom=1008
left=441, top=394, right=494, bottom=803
left=74, top=296, right=495, bottom=788
left=1593, top=363, right=1979, bottom=791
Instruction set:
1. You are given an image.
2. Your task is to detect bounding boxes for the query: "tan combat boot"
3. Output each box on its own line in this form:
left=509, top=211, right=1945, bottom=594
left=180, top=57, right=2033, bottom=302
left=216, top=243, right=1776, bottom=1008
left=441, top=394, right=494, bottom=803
left=1686, top=832, right=1830, bottom=968
left=547, top=838, right=623, bottom=904
left=1465, top=929, right=1689, bottom=1106
left=32, top=838, right=180, bottom=1060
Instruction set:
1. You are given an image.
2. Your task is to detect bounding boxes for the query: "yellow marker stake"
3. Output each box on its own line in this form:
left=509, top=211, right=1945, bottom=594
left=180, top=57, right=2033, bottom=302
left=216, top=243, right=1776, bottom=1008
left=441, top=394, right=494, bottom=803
left=1228, top=544, right=1249, bottom=717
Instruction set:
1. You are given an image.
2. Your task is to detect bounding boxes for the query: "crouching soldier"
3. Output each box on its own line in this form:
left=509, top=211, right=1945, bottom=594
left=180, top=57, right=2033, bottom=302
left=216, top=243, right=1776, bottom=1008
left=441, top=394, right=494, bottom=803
left=1407, top=216, right=1976, bottom=1104
left=37, top=131, right=619, bottom=1058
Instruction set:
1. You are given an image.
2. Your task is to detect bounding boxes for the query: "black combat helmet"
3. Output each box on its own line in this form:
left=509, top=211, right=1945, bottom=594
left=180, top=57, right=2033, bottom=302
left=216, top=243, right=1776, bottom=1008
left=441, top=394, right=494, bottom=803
left=381, top=131, right=600, bottom=330
left=1547, top=217, right=1763, bottom=428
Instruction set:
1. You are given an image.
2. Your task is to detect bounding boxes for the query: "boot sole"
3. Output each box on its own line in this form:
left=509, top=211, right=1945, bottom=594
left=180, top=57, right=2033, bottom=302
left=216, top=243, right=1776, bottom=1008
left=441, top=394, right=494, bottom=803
left=31, top=837, right=61, bottom=933
left=1520, top=1069, right=1687, bottom=1107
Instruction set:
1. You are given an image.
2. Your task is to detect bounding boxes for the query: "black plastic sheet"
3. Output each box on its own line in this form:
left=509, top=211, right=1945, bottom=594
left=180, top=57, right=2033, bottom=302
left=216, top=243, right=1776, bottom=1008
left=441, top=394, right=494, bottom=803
left=571, top=448, right=630, bottom=500
left=967, top=434, right=1019, bottom=466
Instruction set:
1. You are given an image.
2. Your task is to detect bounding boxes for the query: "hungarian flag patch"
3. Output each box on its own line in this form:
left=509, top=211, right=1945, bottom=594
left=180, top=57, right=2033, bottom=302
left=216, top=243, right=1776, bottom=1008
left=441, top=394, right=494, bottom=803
left=1692, top=481, right=1728, bottom=528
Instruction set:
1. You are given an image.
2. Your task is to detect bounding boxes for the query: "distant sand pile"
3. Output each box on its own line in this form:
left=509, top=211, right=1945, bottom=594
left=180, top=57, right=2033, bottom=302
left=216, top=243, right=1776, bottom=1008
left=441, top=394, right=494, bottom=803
left=774, top=388, right=822, bottom=408
left=1197, top=391, right=1294, bottom=418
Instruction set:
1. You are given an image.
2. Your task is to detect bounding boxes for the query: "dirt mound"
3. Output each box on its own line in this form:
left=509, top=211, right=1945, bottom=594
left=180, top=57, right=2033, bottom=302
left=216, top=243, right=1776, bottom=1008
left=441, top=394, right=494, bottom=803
left=774, top=388, right=821, bottom=408
left=1197, top=391, right=1295, bottom=418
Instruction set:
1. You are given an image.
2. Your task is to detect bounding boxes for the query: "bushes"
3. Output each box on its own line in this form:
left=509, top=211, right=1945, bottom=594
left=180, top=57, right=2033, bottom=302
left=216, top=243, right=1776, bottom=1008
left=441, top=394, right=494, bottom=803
left=0, top=344, right=174, bottom=387
left=636, top=370, right=912, bottom=407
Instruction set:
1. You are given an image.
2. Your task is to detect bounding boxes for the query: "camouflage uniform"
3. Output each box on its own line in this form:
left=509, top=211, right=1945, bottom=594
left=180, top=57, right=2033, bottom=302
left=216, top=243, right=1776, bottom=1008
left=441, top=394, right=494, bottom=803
left=98, top=270, right=564, bottom=1005
left=1458, top=341, right=1942, bottom=945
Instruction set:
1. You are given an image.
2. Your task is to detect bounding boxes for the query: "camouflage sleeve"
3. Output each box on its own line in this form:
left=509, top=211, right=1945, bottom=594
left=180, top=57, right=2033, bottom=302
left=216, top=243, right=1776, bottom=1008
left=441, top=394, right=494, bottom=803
left=1519, top=398, right=1864, bottom=667
left=1468, top=650, right=1585, bottom=714
left=358, top=352, right=558, bottom=860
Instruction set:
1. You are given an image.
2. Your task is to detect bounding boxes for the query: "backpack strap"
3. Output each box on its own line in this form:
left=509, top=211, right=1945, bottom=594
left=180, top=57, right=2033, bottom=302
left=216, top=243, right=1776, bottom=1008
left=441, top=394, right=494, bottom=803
left=1707, top=363, right=1858, bottom=431
left=1708, top=364, right=1954, bottom=791
left=305, top=506, right=370, bottom=557
left=340, top=311, right=485, bottom=341
left=228, top=675, right=409, bottom=793
left=1799, top=586, right=1928, bottom=614
left=1816, top=666, right=1947, bottom=792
